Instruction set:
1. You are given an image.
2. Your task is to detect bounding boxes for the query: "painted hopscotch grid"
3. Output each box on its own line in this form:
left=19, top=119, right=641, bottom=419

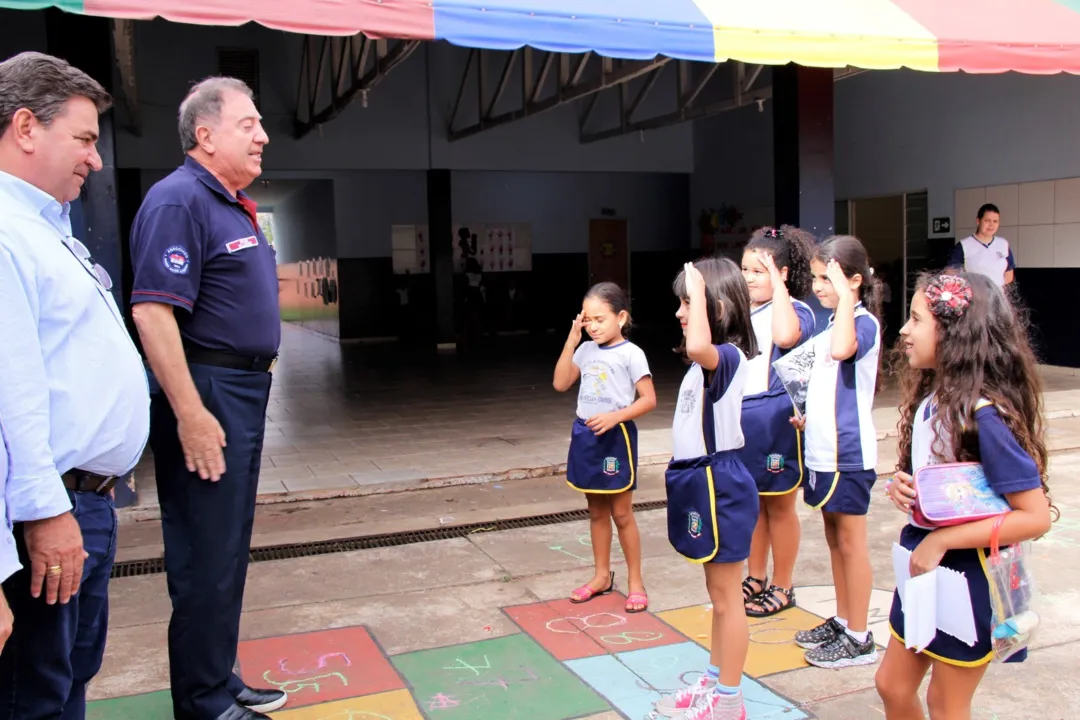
left=88, top=585, right=900, bottom=719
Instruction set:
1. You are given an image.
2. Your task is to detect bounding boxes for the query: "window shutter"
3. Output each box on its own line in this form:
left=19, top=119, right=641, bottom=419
left=217, top=48, right=260, bottom=109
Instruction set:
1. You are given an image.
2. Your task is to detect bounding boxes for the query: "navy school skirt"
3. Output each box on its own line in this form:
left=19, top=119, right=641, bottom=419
left=566, top=418, right=638, bottom=494
left=739, top=392, right=804, bottom=496
left=665, top=451, right=759, bottom=564
left=888, top=524, right=1024, bottom=666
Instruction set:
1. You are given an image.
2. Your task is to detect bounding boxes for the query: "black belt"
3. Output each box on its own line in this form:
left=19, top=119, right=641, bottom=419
left=62, top=470, right=118, bottom=495
left=184, top=343, right=276, bottom=373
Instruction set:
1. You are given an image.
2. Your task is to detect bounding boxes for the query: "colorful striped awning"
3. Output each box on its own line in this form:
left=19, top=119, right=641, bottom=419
left=6, top=0, right=1080, bottom=74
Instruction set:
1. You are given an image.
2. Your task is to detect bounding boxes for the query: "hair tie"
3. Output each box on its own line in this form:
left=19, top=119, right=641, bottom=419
left=762, top=227, right=783, bottom=239
left=924, top=274, right=972, bottom=318
left=868, top=267, right=875, bottom=276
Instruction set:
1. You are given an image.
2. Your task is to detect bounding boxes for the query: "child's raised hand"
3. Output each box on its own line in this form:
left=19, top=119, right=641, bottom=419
left=887, top=471, right=916, bottom=514
left=825, top=259, right=852, bottom=298
left=566, top=313, right=584, bottom=348
left=683, top=262, right=706, bottom=298
left=759, top=251, right=783, bottom=284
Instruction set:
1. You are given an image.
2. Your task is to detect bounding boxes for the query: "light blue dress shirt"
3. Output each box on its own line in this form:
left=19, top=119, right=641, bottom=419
left=0, top=170, right=150, bottom=523
left=0, top=420, right=20, bottom=583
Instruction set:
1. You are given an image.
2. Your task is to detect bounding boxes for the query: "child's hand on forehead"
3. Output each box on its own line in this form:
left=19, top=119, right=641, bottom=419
left=759, top=251, right=782, bottom=279
left=566, top=312, right=584, bottom=347
left=683, top=262, right=706, bottom=296
left=825, top=259, right=851, bottom=296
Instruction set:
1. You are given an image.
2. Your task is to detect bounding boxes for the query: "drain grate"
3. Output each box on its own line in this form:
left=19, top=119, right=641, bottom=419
left=111, top=499, right=669, bottom=579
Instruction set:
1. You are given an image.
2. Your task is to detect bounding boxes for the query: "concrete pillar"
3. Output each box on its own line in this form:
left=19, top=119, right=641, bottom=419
left=427, top=169, right=455, bottom=346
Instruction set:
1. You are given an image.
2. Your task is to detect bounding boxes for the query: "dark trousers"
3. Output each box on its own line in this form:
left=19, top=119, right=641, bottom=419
left=0, top=491, right=117, bottom=720
left=149, top=364, right=271, bottom=719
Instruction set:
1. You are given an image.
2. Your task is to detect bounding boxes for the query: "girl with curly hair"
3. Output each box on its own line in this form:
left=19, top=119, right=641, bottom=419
left=876, top=271, right=1054, bottom=719
left=738, top=226, right=817, bottom=618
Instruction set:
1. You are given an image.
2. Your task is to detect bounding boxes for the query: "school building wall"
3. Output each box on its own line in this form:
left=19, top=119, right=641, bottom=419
left=0, top=13, right=693, bottom=341
left=690, top=68, right=1080, bottom=366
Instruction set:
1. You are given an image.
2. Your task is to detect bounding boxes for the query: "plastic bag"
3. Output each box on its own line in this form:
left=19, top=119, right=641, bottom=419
left=986, top=514, right=1040, bottom=662
left=771, top=340, right=817, bottom=417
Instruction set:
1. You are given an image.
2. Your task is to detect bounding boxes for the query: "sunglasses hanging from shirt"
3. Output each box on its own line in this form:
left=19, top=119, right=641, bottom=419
left=62, top=236, right=113, bottom=291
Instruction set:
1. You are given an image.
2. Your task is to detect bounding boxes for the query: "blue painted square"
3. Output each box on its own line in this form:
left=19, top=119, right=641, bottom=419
left=616, top=643, right=810, bottom=720
left=564, top=654, right=659, bottom=720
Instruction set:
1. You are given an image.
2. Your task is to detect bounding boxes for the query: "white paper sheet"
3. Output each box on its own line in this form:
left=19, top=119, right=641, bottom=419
left=904, top=572, right=937, bottom=651
left=891, top=543, right=979, bottom=648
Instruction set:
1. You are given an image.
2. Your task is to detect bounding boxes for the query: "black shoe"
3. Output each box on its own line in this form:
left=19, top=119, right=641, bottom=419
left=236, top=686, right=287, bottom=713
left=215, top=703, right=272, bottom=720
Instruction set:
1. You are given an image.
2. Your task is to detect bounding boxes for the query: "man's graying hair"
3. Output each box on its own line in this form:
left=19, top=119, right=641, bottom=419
left=178, top=76, right=253, bottom=153
left=0, top=52, right=111, bottom=137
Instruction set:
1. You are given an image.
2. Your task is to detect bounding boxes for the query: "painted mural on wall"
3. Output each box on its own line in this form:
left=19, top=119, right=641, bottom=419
left=278, top=257, right=340, bottom=338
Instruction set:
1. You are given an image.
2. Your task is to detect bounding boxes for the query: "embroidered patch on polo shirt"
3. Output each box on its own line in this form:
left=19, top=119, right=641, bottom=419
left=163, top=246, right=190, bottom=274
left=226, top=236, right=259, bottom=253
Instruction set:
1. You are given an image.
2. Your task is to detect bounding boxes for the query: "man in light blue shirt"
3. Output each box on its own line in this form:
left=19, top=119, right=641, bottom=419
left=0, top=421, right=19, bottom=654
left=0, top=52, right=150, bottom=718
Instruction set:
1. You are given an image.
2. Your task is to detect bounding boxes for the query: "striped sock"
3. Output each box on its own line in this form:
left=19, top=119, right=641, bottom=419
left=715, top=683, right=740, bottom=696
left=705, top=665, right=720, bottom=683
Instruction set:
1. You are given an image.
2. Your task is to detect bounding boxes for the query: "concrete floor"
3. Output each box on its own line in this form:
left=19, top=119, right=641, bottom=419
left=97, top=405, right=1080, bottom=719
left=128, top=323, right=1080, bottom=521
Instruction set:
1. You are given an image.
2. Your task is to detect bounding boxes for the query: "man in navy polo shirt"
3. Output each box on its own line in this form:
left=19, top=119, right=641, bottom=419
left=129, top=77, right=285, bottom=720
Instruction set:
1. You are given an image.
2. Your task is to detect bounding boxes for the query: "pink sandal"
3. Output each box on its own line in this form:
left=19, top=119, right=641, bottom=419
left=569, top=571, right=615, bottom=604
left=624, top=592, right=649, bottom=614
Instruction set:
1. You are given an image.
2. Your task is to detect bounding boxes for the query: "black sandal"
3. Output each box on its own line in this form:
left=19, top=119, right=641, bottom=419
left=741, top=575, right=767, bottom=603
left=745, top=585, right=796, bottom=618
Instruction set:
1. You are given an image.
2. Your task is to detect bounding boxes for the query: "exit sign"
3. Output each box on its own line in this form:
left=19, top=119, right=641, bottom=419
left=933, top=217, right=952, bottom=234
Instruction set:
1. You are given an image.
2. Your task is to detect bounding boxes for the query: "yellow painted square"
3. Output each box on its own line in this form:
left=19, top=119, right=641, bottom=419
left=658, top=605, right=826, bottom=678
left=271, top=689, right=423, bottom=719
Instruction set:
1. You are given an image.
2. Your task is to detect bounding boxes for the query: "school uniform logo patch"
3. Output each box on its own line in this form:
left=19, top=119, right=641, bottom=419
left=766, top=454, right=785, bottom=473
left=602, top=457, right=620, bottom=476
left=687, top=510, right=703, bottom=539
left=226, top=236, right=259, bottom=253
left=163, top=246, right=190, bottom=274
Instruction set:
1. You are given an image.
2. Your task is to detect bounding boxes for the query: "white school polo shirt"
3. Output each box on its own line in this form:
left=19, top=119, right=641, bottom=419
left=803, top=305, right=881, bottom=473
left=951, top=236, right=1014, bottom=287
left=672, top=344, right=748, bottom=461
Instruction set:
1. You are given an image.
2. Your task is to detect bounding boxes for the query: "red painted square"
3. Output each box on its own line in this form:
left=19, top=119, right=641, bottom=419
left=504, top=599, right=607, bottom=661
left=504, top=593, right=686, bottom=661
left=237, top=626, right=403, bottom=708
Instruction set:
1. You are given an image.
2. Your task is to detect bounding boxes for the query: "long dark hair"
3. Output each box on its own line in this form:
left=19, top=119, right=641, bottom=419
left=673, top=256, right=758, bottom=361
left=814, top=235, right=884, bottom=324
left=746, top=225, right=815, bottom=298
left=893, top=272, right=1056, bottom=519
left=584, top=281, right=632, bottom=334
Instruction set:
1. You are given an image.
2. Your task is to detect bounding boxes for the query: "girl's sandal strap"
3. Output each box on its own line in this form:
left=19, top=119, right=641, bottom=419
left=741, top=575, right=767, bottom=601
left=745, top=585, right=796, bottom=618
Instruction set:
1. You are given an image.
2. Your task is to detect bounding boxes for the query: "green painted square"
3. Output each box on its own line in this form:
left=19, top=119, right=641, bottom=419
left=88, top=690, right=172, bottom=720
left=391, top=634, right=609, bottom=720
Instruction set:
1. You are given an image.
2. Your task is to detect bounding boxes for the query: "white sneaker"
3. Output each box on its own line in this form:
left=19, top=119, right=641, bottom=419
left=653, top=674, right=712, bottom=717
left=683, top=690, right=747, bottom=720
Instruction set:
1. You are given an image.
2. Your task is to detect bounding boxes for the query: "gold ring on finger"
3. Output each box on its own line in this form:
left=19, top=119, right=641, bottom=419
left=47, top=565, right=62, bottom=576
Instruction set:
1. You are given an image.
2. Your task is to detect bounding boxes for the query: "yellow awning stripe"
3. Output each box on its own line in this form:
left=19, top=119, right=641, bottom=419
left=694, top=0, right=940, bottom=71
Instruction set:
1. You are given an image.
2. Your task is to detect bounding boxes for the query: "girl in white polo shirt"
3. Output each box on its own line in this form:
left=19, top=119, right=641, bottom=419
left=791, top=235, right=884, bottom=669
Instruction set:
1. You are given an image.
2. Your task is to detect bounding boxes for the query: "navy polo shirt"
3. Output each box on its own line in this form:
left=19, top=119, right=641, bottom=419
left=129, top=157, right=280, bottom=358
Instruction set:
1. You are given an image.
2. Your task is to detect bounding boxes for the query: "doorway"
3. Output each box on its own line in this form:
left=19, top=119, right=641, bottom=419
left=588, top=219, right=630, bottom=292
left=840, top=191, right=927, bottom=344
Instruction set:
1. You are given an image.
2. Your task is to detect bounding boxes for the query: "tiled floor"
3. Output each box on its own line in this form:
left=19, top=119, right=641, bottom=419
left=132, top=325, right=687, bottom=506
left=132, top=323, right=1080, bottom=508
